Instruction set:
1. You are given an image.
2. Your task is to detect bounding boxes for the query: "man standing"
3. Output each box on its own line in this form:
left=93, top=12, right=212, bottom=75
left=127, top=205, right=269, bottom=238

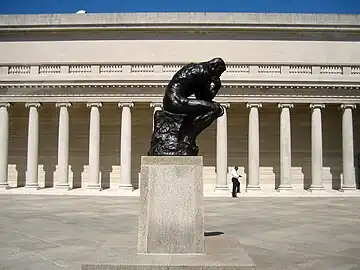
left=231, top=166, right=241, bottom=198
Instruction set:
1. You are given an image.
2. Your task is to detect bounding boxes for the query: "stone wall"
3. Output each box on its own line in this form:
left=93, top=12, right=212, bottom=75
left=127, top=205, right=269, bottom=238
left=6, top=102, right=354, bottom=191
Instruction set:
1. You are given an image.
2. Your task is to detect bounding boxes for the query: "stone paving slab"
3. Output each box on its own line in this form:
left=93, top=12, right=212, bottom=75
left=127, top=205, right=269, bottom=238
left=0, top=195, right=360, bottom=270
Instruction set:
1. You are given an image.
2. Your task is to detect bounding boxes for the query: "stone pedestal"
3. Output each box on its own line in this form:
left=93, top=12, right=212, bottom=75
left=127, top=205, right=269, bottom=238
left=138, top=156, right=204, bottom=254
left=82, top=156, right=255, bottom=270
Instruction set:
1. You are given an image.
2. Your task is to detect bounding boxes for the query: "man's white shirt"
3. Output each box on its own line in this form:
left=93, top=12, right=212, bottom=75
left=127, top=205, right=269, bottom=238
left=231, top=168, right=240, bottom=179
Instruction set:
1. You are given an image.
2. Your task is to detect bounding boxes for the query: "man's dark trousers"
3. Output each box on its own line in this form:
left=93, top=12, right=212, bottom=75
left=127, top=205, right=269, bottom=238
left=232, top=177, right=240, bottom=197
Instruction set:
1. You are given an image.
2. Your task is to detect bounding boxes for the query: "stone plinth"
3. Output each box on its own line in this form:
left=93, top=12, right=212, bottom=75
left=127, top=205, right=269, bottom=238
left=82, top=156, right=256, bottom=270
left=138, top=156, right=204, bottom=254
left=82, top=235, right=256, bottom=270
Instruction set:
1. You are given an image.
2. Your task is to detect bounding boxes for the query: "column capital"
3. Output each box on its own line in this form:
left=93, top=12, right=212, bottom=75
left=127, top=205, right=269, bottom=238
left=25, top=102, right=41, bottom=108
left=246, top=102, right=262, bottom=109
left=56, top=102, right=72, bottom=108
left=309, top=103, right=325, bottom=110
left=86, top=102, right=102, bottom=108
left=118, top=102, right=134, bottom=108
left=220, top=103, right=230, bottom=108
left=150, top=102, right=163, bottom=108
left=340, top=104, right=356, bottom=110
left=278, top=103, right=294, bottom=109
left=0, top=102, right=11, bottom=108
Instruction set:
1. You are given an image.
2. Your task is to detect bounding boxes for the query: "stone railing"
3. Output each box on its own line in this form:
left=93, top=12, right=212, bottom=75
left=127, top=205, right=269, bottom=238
left=1, top=63, right=360, bottom=85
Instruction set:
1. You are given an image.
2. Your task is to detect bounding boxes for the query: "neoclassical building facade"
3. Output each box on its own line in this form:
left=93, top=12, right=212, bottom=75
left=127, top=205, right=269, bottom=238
left=0, top=12, right=359, bottom=194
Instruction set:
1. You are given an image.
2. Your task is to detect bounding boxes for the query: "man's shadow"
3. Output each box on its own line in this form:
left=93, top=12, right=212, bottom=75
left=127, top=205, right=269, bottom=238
left=204, top=231, right=224, bottom=237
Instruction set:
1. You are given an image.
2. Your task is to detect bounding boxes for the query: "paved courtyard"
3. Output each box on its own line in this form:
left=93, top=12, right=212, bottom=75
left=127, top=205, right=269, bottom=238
left=0, top=195, right=360, bottom=270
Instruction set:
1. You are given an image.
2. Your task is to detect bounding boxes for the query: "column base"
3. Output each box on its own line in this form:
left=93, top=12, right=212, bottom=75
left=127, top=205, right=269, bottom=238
left=25, top=183, right=40, bottom=189
left=56, top=184, right=71, bottom=190
left=119, top=185, right=134, bottom=192
left=0, top=183, right=10, bottom=189
left=340, top=186, right=358, bottom=192
left=87, top=184, right=102, bottom=191
left=277, top=185, right=293, bottom=192
left=214, top=185, right=229, bottom=193
left=308, top=185, right=325, bottom=192
left=246, top=185, right=261, bottom=192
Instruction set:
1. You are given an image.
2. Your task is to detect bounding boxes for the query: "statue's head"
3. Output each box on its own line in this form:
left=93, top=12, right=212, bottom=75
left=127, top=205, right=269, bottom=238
left=208, top=57, right=226, bottom=77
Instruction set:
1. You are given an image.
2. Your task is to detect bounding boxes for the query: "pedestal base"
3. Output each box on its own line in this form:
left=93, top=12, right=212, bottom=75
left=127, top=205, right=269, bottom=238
left=308, top=185, right=325, bottom=192
left=118, top=185, right=134, bottom=192
left=81, top=236, right=256, bottom=270
left=86, top=184, right=102, bottom=191
left=246, top=185, right=261, bottom=192
left=55, top=184, right=71, bottom=190
left=25, top=183, right=39, bottom=189
left=0, top=183, right=10, bottom=189
left=340, top=186, right=358, bottom=192
left=277, top=185, right=293, bottom=192
left=213, top=185, right=229, bottom=193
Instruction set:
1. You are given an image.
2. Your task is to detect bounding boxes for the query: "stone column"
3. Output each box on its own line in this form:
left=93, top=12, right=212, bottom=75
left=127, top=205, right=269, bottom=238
left=25, top=102, right=41, bottom=189
left=150, top=102, right=162, bottom=131
left=341, top=104, right=357, bottom=191
left=56, top=102, right=71, bottom=190
left=309, top=103, right=325, bottom=191
left=278, top=103, right=294, bottom=191
left=86, top=102, right=102, bottom=190
left=214, top=103, right=230, bottom=192
left=0, top=103, right=10, bottom=189
left=119, top=102, right=134, bottom=191
left=246, top=103, right=262, bottom=191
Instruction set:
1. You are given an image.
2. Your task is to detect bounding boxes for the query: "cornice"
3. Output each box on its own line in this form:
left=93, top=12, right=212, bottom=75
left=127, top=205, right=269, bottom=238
left=0, top=12, right=359, bottom=33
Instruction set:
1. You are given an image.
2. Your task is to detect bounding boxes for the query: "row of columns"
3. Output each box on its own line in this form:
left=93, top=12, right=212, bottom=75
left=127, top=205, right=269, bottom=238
left=0, top=101, right=357, bottom=192
left=0, top=102, right=135, bottom=190
left=213, top=102, right=358, bottom=192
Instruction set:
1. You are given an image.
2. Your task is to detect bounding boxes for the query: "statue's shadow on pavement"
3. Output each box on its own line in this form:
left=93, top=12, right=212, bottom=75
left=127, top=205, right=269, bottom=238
left=204, top=231, right=224, bottom=237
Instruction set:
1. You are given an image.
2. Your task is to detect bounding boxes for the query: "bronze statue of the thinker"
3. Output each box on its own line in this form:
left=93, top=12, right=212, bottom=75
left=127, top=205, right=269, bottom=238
left=148, top=57, right=226, bottom=156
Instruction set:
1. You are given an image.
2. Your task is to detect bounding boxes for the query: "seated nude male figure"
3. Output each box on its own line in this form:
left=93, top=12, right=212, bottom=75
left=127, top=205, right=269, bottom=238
left=162, top=57, right=227, bottom=145
left=163, top=57, right=226, bottom=123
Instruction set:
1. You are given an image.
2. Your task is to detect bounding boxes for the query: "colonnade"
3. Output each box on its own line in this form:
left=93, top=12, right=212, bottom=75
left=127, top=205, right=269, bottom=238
left=0, top=101, right=357, bottom=192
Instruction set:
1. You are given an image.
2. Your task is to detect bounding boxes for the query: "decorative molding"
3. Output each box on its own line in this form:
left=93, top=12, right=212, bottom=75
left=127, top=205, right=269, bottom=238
left=340, top=104, right=357, bottom=110
left=246, top=103, right=262, bottom=109
left=99, top=65, right=123, bottom=73
left=1, top=83, right=360, bottom=90
left=69, top=65, right=91, bottom=74
left=278, top=103, right=294, bottom=109
left=39, top=65, right=61, bottom=74
left=150, top=102, right=163, bottom=108
left=131, top=65, right=154, bottom=73
left=320, top=66, right=343, bottom=75
left=0, top=102, right=11, bottom=108
left=55, top=102, right=72, bottom=108
left=309, top=103, right=325, bottom=109
left=86, top=102, right=102, bottom=108
left=2, top=63, right=360, bottom=80
left=118, top=102, right=134, bottom=108
left=258, top=65, right=281, bottom=74
left=25, top=102, right=41, bottom=108
left=220, top=103, right=230, bottom=108
left=289, top=65, right=312, bottom=74
left=8, top=65, right=31, bottom=75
